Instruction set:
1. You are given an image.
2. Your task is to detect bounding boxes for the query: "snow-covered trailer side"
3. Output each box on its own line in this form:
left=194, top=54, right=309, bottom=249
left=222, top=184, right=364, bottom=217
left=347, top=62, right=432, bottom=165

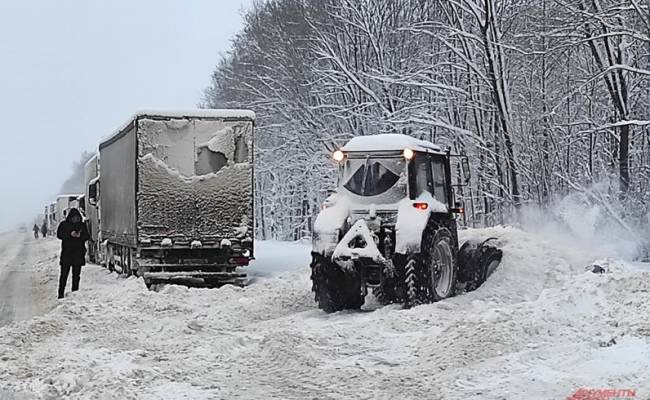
left=84, top=154, right=101, bottom=264
left=98, top=110, right=255, bottom=287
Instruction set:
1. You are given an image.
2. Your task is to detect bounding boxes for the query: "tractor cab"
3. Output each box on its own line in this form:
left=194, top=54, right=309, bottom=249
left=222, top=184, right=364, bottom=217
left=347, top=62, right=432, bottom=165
left=335, top=135, right=461, bottom=208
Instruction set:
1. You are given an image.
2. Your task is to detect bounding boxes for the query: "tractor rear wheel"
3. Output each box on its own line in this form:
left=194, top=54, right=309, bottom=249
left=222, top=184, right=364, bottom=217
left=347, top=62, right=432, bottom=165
left=404, top=228, right=457, bottom=307
left=311, top=254, right=364, bottom=313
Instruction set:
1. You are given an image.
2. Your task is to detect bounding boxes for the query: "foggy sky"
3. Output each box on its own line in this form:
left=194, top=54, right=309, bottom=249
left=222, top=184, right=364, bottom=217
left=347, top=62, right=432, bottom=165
left=0, top=0, right=251, bottom=231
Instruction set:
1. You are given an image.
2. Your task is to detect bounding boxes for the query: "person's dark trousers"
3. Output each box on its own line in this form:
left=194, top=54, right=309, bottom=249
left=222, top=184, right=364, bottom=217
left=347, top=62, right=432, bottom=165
left=58, top=264, right=82, bottom=298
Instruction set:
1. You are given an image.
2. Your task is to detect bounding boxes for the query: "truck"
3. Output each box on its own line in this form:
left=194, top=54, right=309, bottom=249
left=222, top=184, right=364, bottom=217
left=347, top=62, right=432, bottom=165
left=92, top=110, right=255, bottom=288
left=43, top=205, right=50, bottom=233
left=84, top=154, right=101, bottom=264
left=55, top=194, right=83, bottom=226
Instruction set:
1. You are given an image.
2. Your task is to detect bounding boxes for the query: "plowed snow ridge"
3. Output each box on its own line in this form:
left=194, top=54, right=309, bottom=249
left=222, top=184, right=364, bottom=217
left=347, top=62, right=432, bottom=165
left=1, top=227, right=649, bottom=400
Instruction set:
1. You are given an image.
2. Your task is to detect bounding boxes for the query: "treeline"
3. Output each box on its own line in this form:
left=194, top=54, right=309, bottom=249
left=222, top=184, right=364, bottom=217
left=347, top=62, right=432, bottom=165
left=203, top=0, right=650, bottom=240
left=59, top=151, right=94, bottom=195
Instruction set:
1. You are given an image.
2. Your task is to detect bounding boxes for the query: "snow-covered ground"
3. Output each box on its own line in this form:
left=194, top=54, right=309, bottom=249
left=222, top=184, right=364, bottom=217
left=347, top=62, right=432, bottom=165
left=1, top=228, right=649, bottom=399
left=0, top=234, right=60, bottom=327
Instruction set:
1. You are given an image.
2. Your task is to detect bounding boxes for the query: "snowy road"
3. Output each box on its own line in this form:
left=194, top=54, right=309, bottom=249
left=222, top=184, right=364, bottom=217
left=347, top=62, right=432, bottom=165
left=0, top=233, right=59, bottom=327
left=1, top=229, right=650, bottom=399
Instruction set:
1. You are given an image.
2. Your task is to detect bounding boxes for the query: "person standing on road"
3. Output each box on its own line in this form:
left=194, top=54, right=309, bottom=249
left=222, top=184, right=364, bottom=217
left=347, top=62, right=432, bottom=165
left=41, top=221, right=47, bottom=238
left=32, top=224, right=39, bottom=239
left=56, top=208, right=89, bottom=299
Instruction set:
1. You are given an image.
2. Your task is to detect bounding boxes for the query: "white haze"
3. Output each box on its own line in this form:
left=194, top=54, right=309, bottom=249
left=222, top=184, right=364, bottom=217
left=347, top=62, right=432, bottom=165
left=0, top=0, right=251, bottom=232
left=518, top=179, right=648, bottom=262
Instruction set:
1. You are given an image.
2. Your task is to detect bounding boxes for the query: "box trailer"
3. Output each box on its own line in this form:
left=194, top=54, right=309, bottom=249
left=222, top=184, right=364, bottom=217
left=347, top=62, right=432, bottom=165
left=94, top=110, right=255, bottom=287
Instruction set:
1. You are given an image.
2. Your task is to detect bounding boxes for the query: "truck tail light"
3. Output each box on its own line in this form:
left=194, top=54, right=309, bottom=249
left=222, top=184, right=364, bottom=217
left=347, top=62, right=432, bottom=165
left=229, top=257, right=250, bottom=266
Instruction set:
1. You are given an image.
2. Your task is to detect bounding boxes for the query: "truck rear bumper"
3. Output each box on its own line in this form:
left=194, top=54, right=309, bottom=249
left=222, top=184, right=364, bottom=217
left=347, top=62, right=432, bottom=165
left=143, top=271, right=247, bottom=287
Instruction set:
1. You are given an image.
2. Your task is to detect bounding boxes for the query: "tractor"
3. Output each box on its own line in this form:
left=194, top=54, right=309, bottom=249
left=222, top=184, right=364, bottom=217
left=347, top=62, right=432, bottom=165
left=311, top=134, right=502, bottom=312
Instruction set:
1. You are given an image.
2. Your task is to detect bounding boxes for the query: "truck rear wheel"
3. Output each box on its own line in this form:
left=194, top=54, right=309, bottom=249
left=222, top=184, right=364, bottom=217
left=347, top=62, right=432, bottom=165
left=311, top=253, right=364, bottom=313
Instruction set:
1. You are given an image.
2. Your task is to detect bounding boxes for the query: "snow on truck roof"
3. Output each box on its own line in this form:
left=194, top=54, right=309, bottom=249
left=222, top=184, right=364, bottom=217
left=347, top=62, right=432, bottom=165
left=341, top=134, right=443, bottom=153
left=99, top=109, right=256, bottom=149
left=132, top=109, right=256, bottom=120
left=84, top=154, right=98, bottom=167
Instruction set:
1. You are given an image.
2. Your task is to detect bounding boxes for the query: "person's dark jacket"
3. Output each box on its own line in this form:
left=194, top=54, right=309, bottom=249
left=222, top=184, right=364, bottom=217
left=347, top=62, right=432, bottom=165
left=57, top=208, right=89, bottom=266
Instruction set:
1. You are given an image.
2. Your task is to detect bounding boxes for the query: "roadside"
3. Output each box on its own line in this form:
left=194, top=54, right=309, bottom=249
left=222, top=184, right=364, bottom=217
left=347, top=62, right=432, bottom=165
left=0, top=234, right=59, bottom=327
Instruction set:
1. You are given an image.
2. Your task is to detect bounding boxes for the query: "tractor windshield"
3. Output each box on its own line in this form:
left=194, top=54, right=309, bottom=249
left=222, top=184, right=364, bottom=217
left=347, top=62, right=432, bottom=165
left=342, top=156, right=406, bottom=198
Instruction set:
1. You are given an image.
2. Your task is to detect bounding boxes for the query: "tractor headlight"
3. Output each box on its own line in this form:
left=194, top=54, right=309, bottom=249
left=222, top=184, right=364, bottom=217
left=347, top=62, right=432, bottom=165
left=333, top=150, right=345, bottom=162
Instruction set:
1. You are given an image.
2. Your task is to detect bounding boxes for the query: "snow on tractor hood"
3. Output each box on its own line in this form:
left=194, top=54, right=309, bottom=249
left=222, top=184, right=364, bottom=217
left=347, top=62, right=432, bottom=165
left=341, top=134, right=444, bottom=154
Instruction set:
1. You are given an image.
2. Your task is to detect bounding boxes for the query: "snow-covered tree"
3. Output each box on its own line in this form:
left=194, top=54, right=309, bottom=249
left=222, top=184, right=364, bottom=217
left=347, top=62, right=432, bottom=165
left=203, top=0, right=650, bottom=239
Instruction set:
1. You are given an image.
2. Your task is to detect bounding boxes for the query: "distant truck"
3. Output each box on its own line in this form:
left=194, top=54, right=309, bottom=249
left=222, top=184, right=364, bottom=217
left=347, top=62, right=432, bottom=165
left=56, top=194, right=83, bottom=226
left=84, top=154, right=101, bottom=264
left=47, top=202, right=56, bottom=235
left=92, top=110, right=255, bottom=287
left=43, top=205, right=50, bottom=233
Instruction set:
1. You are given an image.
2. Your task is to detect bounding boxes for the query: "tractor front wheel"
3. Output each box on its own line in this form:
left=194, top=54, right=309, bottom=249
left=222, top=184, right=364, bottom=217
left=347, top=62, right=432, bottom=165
left=311, top=253, right=364, bottom=313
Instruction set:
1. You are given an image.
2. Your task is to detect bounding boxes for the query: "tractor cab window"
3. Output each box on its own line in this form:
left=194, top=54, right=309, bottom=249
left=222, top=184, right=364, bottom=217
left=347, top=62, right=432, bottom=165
left=411, top=155, right=449, bottom=205
left=343, top=157, right=404, bottom=197
left=414, top=156, right=433, bottom=197
left=431, top=158, right=449, bottom=204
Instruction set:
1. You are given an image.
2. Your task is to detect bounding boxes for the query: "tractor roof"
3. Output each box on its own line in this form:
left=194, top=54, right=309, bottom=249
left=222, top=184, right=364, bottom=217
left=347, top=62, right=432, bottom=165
left=342, top=134, right=443, bottom=154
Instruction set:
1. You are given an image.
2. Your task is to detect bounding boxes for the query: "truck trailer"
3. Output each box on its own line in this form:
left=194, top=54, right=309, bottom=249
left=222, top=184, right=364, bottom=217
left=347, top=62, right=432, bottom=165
left=93, top=110, right=255, bottom=287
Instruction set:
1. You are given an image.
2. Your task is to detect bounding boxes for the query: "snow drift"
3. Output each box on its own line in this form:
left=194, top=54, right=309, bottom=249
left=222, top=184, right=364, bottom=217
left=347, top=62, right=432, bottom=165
left=1, top=226, right=650, bottom=399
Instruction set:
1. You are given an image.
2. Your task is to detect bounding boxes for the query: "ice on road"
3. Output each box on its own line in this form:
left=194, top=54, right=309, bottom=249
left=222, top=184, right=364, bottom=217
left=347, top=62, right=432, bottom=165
left=1, top=228, right=649, bottom=399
